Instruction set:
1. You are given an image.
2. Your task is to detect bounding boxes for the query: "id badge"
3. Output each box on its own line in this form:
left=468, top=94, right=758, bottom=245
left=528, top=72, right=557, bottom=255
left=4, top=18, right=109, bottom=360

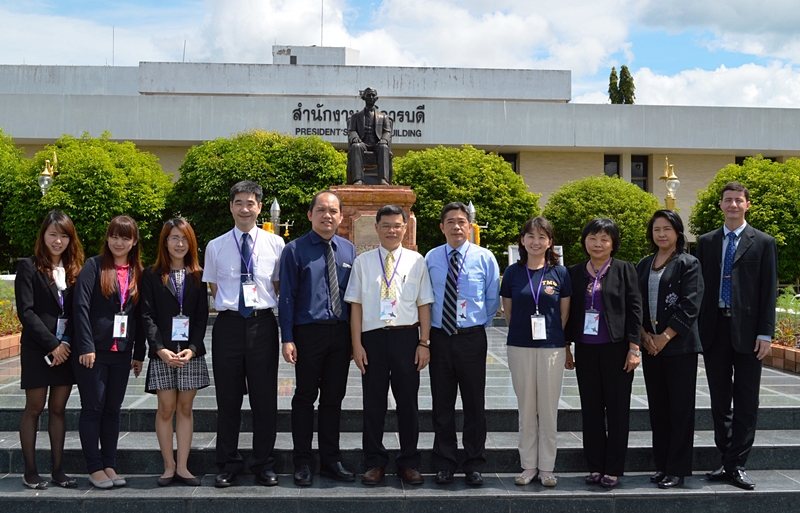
left=242, top=280, right=259, bottom=307
left=531, top=314, right=546, bottom=340
left=380, top=298, right=398, bottom=321
left=113, top=314, right=128, bottom=338
left=55, top=317, right=68, bottom=341
left=171, top=315, right=190, bottom=342
left=583, top=309, right=600, bottom=335
left=456, top=298, right=467, bottom=322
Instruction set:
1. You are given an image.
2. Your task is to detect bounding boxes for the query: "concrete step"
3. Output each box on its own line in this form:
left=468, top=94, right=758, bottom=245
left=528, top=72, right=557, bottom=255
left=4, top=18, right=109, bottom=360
left=1, top=470, right=799, bottom=513
left=3, top=406, right=800, bottom=433
left=3, top=430, right=800, bottom=475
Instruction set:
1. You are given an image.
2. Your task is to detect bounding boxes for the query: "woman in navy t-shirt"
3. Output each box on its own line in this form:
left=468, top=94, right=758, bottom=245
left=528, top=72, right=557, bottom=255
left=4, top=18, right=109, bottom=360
left=501, top=216, right=572, bottom=487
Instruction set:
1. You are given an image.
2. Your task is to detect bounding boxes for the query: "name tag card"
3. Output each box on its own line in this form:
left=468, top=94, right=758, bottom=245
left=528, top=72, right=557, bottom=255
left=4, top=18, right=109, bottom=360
left=380, top=298, right=398, bottom=321
left=242, top=280, right=259, bottom=307
left=56, top=317, right=68, bottom=341
left=171, top=316, right=190, bottom=341
left=113, top=314, right=128, bottom=338
left=584, top=309, right=600, bottom=335
left=531, top=315, right=546, bottom=340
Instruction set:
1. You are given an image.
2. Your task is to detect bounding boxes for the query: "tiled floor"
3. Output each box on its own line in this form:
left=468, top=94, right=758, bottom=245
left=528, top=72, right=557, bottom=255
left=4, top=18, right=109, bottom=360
left=2, top=325, right=800, bottom=411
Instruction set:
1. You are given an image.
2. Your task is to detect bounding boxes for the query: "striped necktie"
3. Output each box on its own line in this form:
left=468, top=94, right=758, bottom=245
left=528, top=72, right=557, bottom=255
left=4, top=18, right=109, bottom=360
left=441, top=249, right=459, bottom=335
left=324, top=239, right=342, bottom=317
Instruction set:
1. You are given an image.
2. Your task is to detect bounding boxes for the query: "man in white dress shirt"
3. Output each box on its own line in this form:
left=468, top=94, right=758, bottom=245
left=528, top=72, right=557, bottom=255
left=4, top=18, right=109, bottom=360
left=344, top=205, right=434, bottom=486
left=203, top=180, right=285, bottom=488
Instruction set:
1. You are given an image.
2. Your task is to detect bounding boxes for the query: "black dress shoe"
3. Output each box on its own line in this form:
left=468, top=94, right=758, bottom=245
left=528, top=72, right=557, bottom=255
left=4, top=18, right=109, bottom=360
left=257, top=469, right=279, bottom=487
left=157, top=475, right=174, bottom=487
left=465, top=471, right=483, bottom=486
left=435, top=470, right=454, bottom=484
left=174, top=473, right=202, bottom=486
left=215, top=471, right=237, bottom=488
left=320, top=462, right=355, bottom=482
left=650, top=471, right=666, bottom=483
left=729, top=469, right=755, bottom=490
left=706, top=466, right=727, bottom=481
left=294, top=464, right=313, bottom=486
left=658, top=475, right=684, bottom=489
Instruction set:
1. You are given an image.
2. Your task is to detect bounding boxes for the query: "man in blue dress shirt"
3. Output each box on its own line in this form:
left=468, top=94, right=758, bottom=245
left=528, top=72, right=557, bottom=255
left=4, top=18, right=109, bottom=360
left=425, top=202, right=501, bottom=486
left=279, top=190, right=357, bottom=486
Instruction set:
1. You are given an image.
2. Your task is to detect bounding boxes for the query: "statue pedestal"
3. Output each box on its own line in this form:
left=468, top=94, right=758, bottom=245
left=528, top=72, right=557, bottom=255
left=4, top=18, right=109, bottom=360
left=329, top=185, right=417, bottom=254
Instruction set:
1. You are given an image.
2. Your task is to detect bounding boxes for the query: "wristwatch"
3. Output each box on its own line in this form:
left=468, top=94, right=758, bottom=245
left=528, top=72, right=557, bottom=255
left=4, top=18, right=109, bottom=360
left=419, top=339, right=430, bottom=348
left=629, top=349, right=641, bottom=357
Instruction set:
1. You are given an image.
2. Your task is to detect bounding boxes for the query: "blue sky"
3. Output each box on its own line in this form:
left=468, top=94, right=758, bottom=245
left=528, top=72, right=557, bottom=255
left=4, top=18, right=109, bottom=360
left=2, top=0, right=799, bottom=107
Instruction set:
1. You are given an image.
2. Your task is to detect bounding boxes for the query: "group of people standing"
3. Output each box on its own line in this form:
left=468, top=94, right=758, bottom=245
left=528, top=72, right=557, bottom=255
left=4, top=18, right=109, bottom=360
left=15, top=180, right=776, bottom=493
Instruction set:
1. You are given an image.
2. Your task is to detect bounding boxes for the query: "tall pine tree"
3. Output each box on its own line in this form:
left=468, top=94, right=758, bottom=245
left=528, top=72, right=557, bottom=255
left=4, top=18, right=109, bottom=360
left=608, top=67, right=622, bottom=104
left=619, top=65, right=636, bottom=104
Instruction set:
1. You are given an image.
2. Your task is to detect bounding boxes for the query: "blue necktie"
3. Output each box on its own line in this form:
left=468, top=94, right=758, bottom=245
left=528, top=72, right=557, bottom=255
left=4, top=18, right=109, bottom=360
left=238, top=232, right=254, bottom=318
left=721, top=231, right=736, bottom=308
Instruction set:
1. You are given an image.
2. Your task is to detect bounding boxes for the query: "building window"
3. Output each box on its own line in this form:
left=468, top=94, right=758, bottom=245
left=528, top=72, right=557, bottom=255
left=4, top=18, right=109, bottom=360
left=499, top=153, right=518, bottom=174
left=604, top=155, right=620, bottom=177
left=290, top=56, right=297, bottom=65
left=631, top=155, right=648, bottom=191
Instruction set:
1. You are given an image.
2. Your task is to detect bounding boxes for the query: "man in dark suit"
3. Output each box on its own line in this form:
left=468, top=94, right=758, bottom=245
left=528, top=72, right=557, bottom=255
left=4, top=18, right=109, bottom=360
left=696, top=181, right=778, bottom=490
left=346, top=87, right=393, bottom=185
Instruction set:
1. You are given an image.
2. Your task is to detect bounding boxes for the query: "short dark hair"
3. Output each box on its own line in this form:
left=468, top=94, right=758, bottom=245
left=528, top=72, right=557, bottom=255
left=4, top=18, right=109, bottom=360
left=646, top=209, right=687, bottom=253
left=517, top=216, right=560, bottom=267
left=361, top=87, right=377, bottom=99
left=230, top=180, right=263, bottom=203
left=720, top=181, right=750, bottom=202
left=581, top=218, right=620, bottom=257
left=440, top=202, right=470, bottom=224
left=376, top=205, right=406, bottom=223
left=309, top=190, right=342, bottom=212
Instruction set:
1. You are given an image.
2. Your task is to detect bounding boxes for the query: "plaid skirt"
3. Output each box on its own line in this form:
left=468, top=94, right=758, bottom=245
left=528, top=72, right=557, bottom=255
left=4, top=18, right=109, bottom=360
left=145, top=355, right=210, bottom=393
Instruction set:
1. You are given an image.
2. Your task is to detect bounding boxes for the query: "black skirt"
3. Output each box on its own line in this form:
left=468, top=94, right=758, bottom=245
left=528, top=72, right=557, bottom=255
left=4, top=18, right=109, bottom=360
left=20, top=342, right=75, bottom=389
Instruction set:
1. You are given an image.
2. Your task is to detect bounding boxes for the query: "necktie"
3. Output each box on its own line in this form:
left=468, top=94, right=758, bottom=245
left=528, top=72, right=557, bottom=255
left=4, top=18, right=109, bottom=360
left=721, top=231, right=736, bottom=308
left=441, top=249, right=459, bottom=336
left=238, top=232, right=254, bottom=318
left=381, top=252, right=397, bottom=299
left=325, top=239, right=342, bottom=317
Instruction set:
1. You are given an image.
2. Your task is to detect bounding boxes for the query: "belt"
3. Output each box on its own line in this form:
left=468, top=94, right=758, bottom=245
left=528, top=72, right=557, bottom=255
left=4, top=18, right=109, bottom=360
left=718, top=308, right=732, bottom=318
left=313, top=319, right=346, bottom=325
left=382, top=323, right=420, bottom=331
left=219, top=308, right=273, bottom=318
left=432, top=326, right=484, bottom=335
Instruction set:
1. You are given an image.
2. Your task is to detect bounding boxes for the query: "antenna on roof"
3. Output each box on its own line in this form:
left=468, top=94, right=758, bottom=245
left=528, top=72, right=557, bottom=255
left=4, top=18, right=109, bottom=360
left=183, top=40, right=187, bottom=62
left=112, top=26, right=115, bottom=67
left=321, top=0, right=324, bottom=46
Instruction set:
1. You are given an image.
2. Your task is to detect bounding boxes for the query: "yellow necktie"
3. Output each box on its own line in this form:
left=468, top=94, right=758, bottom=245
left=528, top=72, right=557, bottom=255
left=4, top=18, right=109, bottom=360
left=381, top=252, right=396, bottom=299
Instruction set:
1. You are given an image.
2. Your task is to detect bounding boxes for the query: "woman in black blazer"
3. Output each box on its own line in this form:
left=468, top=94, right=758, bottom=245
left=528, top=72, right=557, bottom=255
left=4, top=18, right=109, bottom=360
left=72, top=215, right=146, bottom=489
left=140, top=218, right=209, bottom=487
left=15, top=210, right=84, bottom=489
left=565, top=218, right=643, bottom=488
left=636, top=210, right=704, bottom=489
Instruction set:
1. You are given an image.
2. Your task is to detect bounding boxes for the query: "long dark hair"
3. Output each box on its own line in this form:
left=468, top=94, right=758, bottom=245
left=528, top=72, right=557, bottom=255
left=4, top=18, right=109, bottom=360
left=34, top=210, right=84, bottom=287
left=100, top=216, right=143, bottom=304
left=517, top=216, right=560, bottom=267
left=152, top=218, right=202, bottom=286
left=646, top=209, right=687, bottom=253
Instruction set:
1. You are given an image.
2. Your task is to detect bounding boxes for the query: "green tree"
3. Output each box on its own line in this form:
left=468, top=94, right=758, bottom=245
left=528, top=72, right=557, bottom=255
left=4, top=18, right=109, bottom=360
left=543, top=176, right=659, bottom=266
left=394, top=145, right=540, bottom=268
left=608, top=67, right=622, bottom=105
left=169, top=130, right=346, bottom=256
left=0, top=129, right=26, bottom=271
left=3, top=132, right=173, bottom=263
left=689, top=156, right=800, bottom=284
left=619, top=65, right=636, bottom=104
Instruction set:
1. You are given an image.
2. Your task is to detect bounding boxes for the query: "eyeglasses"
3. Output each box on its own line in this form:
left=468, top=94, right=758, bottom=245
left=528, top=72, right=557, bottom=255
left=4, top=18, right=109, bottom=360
left=167, top=236, right=189, bottom=244
left=378, top=224, right=406, bottom=232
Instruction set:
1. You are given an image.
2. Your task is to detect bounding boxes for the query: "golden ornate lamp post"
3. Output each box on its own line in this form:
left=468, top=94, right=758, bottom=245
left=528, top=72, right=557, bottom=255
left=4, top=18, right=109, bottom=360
left=38, top=152, right=58, bottom=196
left=659, top=157, right=680, bottom=210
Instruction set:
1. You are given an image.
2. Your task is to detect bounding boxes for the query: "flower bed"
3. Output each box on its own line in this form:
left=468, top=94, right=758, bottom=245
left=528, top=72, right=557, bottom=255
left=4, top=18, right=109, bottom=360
left=0, top=297, right=21, bottom=360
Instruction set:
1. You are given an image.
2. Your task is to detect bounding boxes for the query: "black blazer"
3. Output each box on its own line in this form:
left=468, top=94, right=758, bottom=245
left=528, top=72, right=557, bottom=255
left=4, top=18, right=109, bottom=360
left=15, top=256, right=74, bottom=353
left=140, top=266, right=208, bottom=358
left=696, top=224, right=778, bottom=353
left=566, top=258, right=643, bottom=347
left=73, top=255, right=146, bottom=360
left=636, top=252, right=704, bottom=356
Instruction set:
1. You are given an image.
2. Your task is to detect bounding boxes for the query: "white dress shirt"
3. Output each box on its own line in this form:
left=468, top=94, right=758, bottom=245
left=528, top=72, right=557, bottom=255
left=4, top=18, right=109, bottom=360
left=344, top=245, right=435, bottom=333
left=203, top=226, right=285, bottom=311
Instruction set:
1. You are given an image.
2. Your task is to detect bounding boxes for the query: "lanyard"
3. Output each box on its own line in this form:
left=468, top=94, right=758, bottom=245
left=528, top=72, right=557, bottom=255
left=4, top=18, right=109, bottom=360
left=169, top=270, right=186, bottom=316
left=379, top=248, right=403, bottom=290
left=588, top=258, right=612, bottom=310
left=118, top=267, right=130, bottom=313
left=233, top=229, right=259, bottom=279
left=527, top=264, right=547, bottom=315
left=444, top=243, right=470, bottom=294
